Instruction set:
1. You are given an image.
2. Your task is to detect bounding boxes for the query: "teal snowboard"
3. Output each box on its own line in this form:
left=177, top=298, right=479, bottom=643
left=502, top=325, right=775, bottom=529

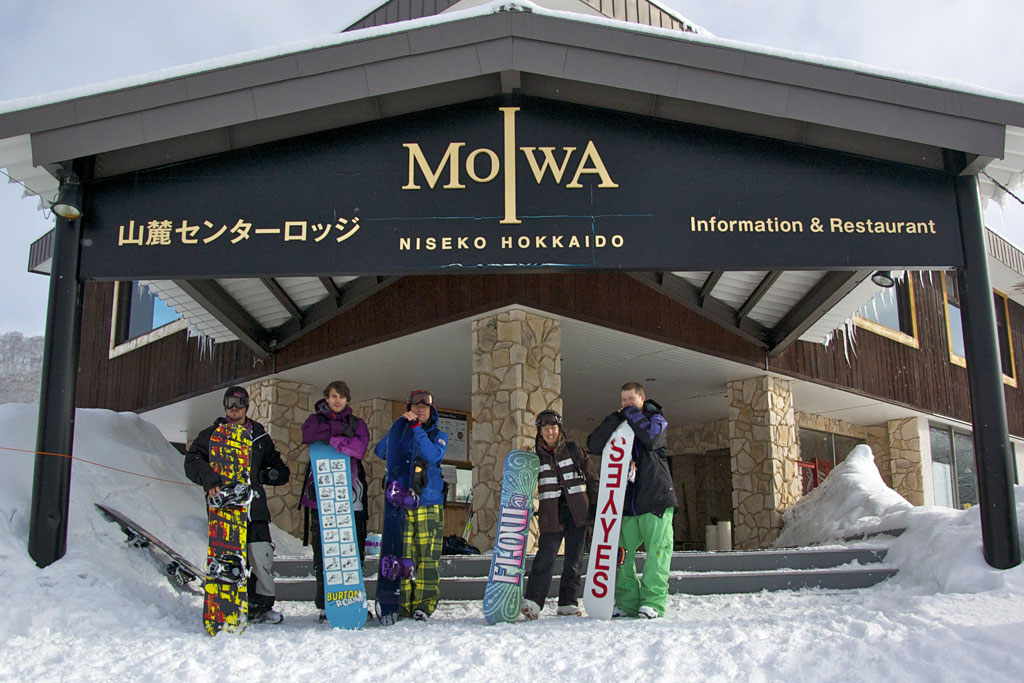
left=482, top=449, right=540, bottom=625
left=310, top=441, right=368, bottom=629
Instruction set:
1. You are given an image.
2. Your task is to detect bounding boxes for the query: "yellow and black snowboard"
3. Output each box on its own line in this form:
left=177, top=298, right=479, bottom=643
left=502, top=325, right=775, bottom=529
left=203, top=423, right=252, bottom=636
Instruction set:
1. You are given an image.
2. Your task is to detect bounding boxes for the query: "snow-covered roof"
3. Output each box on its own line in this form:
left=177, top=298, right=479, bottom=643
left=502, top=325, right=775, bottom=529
left=5, top=0, right=1024, bottom=357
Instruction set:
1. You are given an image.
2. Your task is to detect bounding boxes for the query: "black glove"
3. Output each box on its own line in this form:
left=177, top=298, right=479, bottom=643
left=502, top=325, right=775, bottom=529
left=260, top=466, right=282, bottom=485
left=342, top=415, right=357, bottom=438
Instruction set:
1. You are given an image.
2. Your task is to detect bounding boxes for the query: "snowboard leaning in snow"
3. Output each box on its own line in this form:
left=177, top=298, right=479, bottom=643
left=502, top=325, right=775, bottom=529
left=482, top=449, right=540, bottom=625
left=309, top=441, right=368, bottom=629
left=375, top=418, right=417, bottom=626
left=96, top=503, right=204, bottom=594
left=583, top=420, right=635, bottom=619
left=204, top=423, right=252, bottom=636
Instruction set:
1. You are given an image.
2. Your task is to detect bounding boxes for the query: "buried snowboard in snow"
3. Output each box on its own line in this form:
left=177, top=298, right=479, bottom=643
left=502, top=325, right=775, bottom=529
left=482, top=449, right=540, bottom=625
left=309, top=441, right=368, bottom=629
left=95, top=503, right=204, bottom=594
left=203, top=422, right=252, bottom=636
left=583, top=420, right=634, bottom=619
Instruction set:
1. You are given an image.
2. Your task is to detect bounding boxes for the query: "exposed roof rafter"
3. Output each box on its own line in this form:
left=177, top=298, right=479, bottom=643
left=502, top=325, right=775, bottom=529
left=766, top=270, right=873, bottom=356
left=272, top=276, right=402, bottom=349
left=627, top=271, right=771, bottom=348
left=173, top=279, right=273, bottom=357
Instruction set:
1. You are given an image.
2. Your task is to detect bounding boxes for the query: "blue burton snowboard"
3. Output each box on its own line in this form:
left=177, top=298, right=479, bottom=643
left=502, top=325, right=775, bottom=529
left=376, top=418, right=417, bottom=626
left=309, top=441, right=368, bottom=629
left=483, top=449, right=540, bottom=625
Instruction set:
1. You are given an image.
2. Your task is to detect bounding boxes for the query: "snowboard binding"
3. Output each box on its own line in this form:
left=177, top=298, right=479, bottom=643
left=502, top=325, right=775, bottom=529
left=385, top=480, right=419, bottom=510
left=209, top=481, right=254, bottom=509
left=206, top=552, right=250, bottom=585
left=379, top=555, right=416, bottom=581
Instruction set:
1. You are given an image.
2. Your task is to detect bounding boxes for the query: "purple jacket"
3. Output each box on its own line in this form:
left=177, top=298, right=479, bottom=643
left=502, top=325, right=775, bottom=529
left=300, top=399, right=370, bottom=514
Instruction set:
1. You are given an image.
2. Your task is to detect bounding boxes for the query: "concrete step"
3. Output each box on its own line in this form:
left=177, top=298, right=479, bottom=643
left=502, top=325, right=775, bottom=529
left=274, top=546, right=889, bottom=577
left=272, top=545, right=896, bottom=601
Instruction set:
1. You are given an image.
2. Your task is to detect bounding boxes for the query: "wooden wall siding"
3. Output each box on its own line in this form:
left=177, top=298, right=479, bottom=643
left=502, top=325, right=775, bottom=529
left=75, top=282, right=265, bottom=413
left=75, top=273, right=1024, bottom=438
left=769, top=273, right=1024, bottom=436
left=580, top=0, right=698, bottom=31
left=344, top=0, right=698, bottom=33
left=344, top=0, right=461, bottom=31
left=74, top=273, right=763, bottom=414
left=276, top=272, right=766, bottom=371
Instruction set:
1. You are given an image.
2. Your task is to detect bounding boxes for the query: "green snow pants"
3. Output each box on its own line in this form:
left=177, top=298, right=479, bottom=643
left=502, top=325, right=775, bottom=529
left=615, top=509, right=674, bottom=617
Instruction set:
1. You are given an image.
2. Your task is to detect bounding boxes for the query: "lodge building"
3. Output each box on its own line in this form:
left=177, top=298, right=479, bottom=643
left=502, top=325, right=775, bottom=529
left=4, top=0, right=1024, bottom=563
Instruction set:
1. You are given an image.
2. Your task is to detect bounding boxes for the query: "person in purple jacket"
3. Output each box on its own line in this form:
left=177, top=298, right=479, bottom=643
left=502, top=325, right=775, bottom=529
left=300, top=380, right=370, bottom=623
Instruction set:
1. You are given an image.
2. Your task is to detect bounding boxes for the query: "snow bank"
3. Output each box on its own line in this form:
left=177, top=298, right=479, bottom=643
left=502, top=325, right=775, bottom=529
left=3, top=405, right=1024, bottom=681
left=776, top=444, right=1024, bottom=594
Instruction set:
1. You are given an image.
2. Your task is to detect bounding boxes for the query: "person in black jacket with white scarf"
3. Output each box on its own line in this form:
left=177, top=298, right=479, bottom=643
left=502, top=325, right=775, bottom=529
left=185, top=385, right=291, bottom=624
left=521, top=409, right=598, bottom=619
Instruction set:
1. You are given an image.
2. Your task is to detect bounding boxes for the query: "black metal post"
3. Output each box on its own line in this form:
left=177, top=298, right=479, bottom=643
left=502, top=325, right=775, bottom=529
left=27, top=171, right=85, bottom=568
left=954, top=174, right=1021, bottom=569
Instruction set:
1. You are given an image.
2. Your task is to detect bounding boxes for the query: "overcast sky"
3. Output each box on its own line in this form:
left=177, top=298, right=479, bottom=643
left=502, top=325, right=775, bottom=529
left=2, top=0, right=1023, bottom=336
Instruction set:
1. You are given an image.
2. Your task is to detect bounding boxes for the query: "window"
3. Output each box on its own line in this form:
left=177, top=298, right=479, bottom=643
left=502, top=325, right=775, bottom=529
left=854, top=274, right=918, bottom=348
left=798, top=428, right=866, bottom=492
left=112, top=281, right=182, bottom=347
left=941, top=271, right=1016, bottom=385
left=929, top=425, right=978, bottom=509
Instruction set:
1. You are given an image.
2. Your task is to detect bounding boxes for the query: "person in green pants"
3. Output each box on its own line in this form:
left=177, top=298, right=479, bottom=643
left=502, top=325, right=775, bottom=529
left=587, top=381, right=676, bottom=618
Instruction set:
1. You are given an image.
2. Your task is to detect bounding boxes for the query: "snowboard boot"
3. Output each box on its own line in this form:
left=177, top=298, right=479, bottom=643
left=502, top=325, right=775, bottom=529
left=250, top=608, right=284, bottom=624
left=521, top=598, right=540, bottom=620
left=413, top=609, right=430, bottom=622
left=611, top=606, right=629, bottom=618
left=637, top=605, right=659, bottom=619
left=318, top=609, right=327, bottom=624
left=556, top=604, right=583, bottom=617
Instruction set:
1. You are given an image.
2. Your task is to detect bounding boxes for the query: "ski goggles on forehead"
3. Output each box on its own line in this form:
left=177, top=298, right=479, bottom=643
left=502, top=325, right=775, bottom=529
left=223, top=396, right=248, bottom=410
left=537, top=414, right=560, bottom=427
left=408, top=391, right=432, bottom=406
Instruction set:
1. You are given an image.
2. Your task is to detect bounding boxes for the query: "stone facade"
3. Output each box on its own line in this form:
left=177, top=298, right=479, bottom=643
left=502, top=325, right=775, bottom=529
left=886, top=417, right=926, bottom=505
left=469, top=309, right=560, bottom=551
left=728, top=376, right=800, bottom=549
left=247, top=379, right=314, bottom=539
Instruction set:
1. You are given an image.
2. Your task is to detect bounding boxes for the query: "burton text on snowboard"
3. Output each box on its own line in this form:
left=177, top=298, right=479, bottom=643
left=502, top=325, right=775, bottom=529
left=310, top=441, right=368, bottom=629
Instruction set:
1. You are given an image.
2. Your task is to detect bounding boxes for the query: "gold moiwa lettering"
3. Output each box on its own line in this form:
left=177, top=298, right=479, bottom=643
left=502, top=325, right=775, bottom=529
left=520, top=147, right=578, bottom=184
left=402, top=142, right=467, bottom=190
left=566, top=141, right=619, bottom=189
left=402, top=106, right=619, bottom=224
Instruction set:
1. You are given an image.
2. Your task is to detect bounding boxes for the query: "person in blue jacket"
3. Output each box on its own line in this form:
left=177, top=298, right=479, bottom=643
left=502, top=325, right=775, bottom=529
left=374, top=389, right=449, bottom=621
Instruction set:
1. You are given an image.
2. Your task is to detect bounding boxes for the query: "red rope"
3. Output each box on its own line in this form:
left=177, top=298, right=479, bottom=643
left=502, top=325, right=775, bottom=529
left=1, top=445, right=194, bottom=486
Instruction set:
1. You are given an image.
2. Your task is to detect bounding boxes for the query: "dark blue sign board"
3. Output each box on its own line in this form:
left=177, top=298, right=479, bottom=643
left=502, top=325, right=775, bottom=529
left=79, top=97, right=962, bottom=279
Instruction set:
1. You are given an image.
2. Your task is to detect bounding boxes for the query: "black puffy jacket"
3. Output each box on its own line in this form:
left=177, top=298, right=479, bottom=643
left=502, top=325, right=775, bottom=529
left=586, top=399, right=676, bottom=517
left=185, top=417, right=291, bottom=527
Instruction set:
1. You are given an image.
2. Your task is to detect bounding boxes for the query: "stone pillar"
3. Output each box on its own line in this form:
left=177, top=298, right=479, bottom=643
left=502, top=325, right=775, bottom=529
left=728, top=376, right=800, bottom=549
left=886, top=417, right=927, bottom=506
left=247, top=379, right=314, bottom=539
left=357, top=398, right=394, bottom=535
left=470, top=309, right=561, bottom=551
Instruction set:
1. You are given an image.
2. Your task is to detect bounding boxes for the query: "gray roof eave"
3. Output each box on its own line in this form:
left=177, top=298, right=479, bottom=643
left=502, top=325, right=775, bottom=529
left=2, top=9, right=1022, bottom=174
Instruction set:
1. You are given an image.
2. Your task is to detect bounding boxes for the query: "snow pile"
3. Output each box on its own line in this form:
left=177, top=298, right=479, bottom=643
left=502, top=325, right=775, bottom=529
left=3, top=405, right=1024, bottom=681
left=777, top=444, right=1024, bottom=594
left=777, top=445, right=913, bottom=545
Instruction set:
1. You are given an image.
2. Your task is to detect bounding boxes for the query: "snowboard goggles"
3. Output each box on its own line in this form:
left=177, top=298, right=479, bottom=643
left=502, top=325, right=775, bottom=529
left=407, top=390, right=433, bottom=406
left=536, top=410, right=562, bottom=428
left=223, top=396, right=249, bottom=410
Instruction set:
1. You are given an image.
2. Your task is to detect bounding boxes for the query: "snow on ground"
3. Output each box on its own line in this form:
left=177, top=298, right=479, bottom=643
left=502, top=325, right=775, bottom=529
left=2, top=405, right=1024, bottom=682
